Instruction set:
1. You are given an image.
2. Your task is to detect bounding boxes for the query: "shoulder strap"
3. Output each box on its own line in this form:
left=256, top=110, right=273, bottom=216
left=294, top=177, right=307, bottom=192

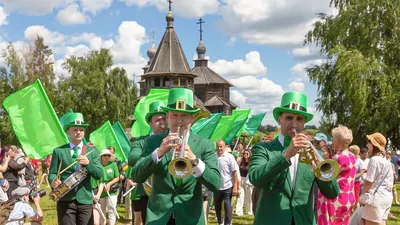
left=81, top=145, right=87, bottom=155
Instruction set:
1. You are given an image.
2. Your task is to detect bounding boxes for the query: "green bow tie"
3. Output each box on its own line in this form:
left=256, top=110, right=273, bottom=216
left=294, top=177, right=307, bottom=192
left=284, top=136, right=292, bottom=149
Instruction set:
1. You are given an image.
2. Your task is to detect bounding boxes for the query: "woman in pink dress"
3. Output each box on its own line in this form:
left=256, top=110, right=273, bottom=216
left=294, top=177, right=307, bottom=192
left=317, top=125, right=357, bottom=225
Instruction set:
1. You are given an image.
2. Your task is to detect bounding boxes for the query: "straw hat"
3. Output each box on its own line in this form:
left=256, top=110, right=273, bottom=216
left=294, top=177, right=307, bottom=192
left=366, top=133, right=386, bottom=152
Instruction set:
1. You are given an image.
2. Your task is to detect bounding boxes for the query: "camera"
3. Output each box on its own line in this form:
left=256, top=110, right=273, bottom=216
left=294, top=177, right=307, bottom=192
left=29, top=189, right=46, bottom=200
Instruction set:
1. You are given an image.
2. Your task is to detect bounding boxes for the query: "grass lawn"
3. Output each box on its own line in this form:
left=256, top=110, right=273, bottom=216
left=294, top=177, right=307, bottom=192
left=34, top=183, right=400, bottom=225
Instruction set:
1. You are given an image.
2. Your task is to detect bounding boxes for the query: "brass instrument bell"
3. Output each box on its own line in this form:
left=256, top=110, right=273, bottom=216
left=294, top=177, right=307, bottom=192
left=168, top=127, right=193, bottom=178
left=293, top=129, right=340, bottom=181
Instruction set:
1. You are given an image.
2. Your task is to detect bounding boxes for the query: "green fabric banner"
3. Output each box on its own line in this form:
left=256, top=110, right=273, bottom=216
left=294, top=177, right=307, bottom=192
left=210, top=115, right=236, bottom=142
left=112, top=121, right=130, bottom=161
left=225, top=109, right=251, bottom=144
left=2, top=79, right=68, bottom=159
left=191, top=113, right=223, bottom=139
left=131, top=89, right=169, bottom=138
left=90, top=120, right=127, bottom=162
left=244, top=112, right=266, bottom=136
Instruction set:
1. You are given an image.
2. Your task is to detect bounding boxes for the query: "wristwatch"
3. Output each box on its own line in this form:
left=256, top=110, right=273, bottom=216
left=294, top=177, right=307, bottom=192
left=191, top=157, right=199, bottom=167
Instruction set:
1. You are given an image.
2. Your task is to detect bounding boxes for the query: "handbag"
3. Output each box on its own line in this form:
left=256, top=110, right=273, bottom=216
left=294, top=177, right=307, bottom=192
left=359, top=161, right=390, bottom=205
left=348, top=206, right=364, bottom=225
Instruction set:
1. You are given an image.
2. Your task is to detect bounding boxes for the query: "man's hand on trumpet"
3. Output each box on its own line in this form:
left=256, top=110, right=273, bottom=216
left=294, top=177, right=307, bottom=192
left=176, top=144, right=197, bottom=162
left=284, top=131, right=309, bottom=160
left=157, top=133, right=181, bottom=158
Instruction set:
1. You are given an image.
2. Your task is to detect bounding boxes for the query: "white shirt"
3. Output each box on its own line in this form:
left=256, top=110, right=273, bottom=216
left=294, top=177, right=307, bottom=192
left=361, top=158, right=370, bottom=182
left=365, top=156, right=393, bottom=205
left=217, top=151, right=237, bottom=190
left=278, top=135, right=298, bottom=190
left=69, top=142, right=83, bottom=156
left=151, top=130, right=205, bottom=178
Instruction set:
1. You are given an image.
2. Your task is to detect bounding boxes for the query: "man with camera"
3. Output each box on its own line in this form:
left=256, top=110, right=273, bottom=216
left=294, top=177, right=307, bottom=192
left=5, top=186, right=43, bottom=224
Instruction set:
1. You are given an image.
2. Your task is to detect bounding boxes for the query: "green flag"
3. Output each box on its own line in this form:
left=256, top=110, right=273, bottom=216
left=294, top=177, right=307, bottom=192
left=225, top=109, right=251, bottom=144
left=2, top=79, right=68, bottom=159
left=112, top=121, right=130, bottom=160
left=210, top=115, right=236, bottom=142
left=59, top=109, right=87, bottom=144
left=244, top=112, right=266, bottom=136
left=131, top=89, right=169, bottom=138
left=191, top=113, right=223, bottom=139
left=90, top=121, right=127, bottom=162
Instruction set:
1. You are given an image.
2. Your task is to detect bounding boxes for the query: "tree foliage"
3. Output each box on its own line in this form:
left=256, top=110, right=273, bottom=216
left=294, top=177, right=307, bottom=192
left=0, top=37, right=137, bottom=145
left=305, top=0, right=400, bottom=145
left=58, top=48, right=137, bottom=135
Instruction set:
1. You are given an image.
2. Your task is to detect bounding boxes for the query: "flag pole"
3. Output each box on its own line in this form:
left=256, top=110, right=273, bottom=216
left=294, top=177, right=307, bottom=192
left=232, top=138, right=240, bottom=151
left=246, top=136, right=254, bottom=149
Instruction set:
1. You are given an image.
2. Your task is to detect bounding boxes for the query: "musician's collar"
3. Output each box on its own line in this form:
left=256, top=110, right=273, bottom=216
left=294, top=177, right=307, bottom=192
left=70, top=142, right=83, bottom=149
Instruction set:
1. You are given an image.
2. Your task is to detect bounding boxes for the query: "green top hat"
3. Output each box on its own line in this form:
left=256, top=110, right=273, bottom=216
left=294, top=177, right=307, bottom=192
left=145, top=101, right=167, bottom=124
left=273, top=92, right=314, bottom=123
left=63, top=112, right=89, bottom=130
left=161, top=88, right=200, bottom=115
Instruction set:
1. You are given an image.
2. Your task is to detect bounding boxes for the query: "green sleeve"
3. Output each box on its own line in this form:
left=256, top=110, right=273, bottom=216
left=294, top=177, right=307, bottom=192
left=85, top=147, right=103, bottom=180
left=249, top=143, right=291, bottom=188
left=48, top=148, right=60, bottom=184
left=128, top=137, right=146, bottom=167
left=196, top=140, right=221, bottom=192
left=315, top=177, right=340, bottom=199
left=131, top=137, right=159, bottom=183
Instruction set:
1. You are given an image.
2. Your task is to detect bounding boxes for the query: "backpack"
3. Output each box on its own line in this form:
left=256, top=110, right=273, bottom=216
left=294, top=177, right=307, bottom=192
left=0, top=198, right=18, bottom=225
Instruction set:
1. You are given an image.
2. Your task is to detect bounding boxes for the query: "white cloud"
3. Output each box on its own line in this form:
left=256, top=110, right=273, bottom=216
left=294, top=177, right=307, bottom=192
left=56, top=3, right=89, bottom=25
left=120, top=0, right=219, bottom=18
left=217, top=0, right=336, bottom=47
left=226, top=36, right=237, bottom=46
left=0, top=6, right=8, bottom=26
left=24, top=25, right=65, bottom=46
left=291, top=59, right=325, bottom=81
left=0, top=0, right=73, bottom=15
left=208, top=51, right=267, bottom=79
left=288, top=80, right=305, bottom=92
left=80, top=0, right=113, bottom=14
left=291, top=45, right=323, bottom=61
left=110, top=21, right=147, bottom=64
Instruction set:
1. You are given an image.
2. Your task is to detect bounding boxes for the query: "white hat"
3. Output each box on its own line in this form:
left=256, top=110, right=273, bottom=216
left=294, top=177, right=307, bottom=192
left=100, top=149, right=116, bottom=162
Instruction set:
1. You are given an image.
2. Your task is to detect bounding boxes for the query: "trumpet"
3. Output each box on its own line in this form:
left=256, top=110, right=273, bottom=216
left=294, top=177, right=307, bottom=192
left=292, top=129, right=340, bottom=181
left=168, top=127, right=193, bottom=178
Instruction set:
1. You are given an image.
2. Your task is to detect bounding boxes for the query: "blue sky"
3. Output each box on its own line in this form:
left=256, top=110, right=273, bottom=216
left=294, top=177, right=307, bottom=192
left=0, top=0, right=337, bottom=126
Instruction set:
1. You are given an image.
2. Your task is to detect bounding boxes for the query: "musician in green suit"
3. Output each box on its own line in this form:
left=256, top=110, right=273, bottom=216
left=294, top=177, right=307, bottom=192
left=249, top=92, right=340, bottom=225
left=132, top=88, right=221, bottom=225
left=128, top=100, right=167, bottom=224
left=48, top=112, right=103, bottom=225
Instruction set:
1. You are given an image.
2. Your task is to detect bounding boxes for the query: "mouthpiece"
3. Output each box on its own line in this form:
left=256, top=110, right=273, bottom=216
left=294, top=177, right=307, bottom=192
left=160, top=124, right=166, bottom=129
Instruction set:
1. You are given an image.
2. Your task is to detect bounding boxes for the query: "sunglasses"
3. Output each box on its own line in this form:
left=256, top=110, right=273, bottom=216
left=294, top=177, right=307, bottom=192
left=102, top=155, right=111, bottom=157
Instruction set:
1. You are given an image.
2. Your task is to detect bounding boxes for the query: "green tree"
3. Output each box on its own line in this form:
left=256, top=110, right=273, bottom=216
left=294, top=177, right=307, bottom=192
left=305, top=0, right=400, bottom=145
left=58, top=48, right=137, bottom=135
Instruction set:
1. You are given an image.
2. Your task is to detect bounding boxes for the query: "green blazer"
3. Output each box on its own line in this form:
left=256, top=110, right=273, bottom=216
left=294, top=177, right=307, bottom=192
left=132, top=131, right=221, bottom=225
left=249, top=138, right=340, bottom=225
left=128, top=135, right=148, bottom=197
left=48, top=143, right=103, bottom=204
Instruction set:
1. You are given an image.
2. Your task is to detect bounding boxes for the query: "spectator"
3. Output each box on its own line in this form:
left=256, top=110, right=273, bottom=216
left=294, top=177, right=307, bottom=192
left=236, top=149, right=253, bottom=216
left=360, top=147, right=370, bottom=192
left=350, top=145, right=365, bottom=210
left=3, top=146, right=26, bottom=199
left=361, top=133, right=394, bottom=225
left=6, top=186, right=43, bottom=225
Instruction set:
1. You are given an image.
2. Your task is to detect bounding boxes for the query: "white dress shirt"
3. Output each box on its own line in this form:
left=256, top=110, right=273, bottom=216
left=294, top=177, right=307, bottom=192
left=278, top=135, right=299, bottom=190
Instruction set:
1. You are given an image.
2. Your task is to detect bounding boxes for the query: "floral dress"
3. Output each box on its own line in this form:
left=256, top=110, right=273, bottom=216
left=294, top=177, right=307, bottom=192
left=317, top=151, right=357, bottom=225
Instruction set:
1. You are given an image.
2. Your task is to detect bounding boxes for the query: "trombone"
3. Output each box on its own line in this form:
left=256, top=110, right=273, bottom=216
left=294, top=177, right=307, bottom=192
left=168, top=127, right=193, bottom=178
left=292, top=129, right=340, bottom=181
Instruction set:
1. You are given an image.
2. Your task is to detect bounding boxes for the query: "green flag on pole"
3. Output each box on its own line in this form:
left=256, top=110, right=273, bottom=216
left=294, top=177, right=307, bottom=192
left=2, top=79, right=68, bottom=159
left=90, top=121, right=127, bottom=162
left=59, top=109, right=87, bottom=144
left=210, top=115, right=236, bottom=142
left=225, top=109, right=251, bottom=144
left=131, top=89, right=169, bottom=138
left=244, top=112, right=266, bottom=136
left=191, top=113, right=223, bottom=139
left=112, top=121, right=130, bottom=160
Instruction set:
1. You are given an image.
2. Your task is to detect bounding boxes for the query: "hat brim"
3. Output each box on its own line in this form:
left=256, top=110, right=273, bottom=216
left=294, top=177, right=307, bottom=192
left=273, top=107, right=313, bottom=123
left=145, top=111, right=166, bottom=124
left=161, top=106, right=200, bottom=115
left=64, top=124, right=89, bottom=131
left=366, top=135, right=385, bottom=152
